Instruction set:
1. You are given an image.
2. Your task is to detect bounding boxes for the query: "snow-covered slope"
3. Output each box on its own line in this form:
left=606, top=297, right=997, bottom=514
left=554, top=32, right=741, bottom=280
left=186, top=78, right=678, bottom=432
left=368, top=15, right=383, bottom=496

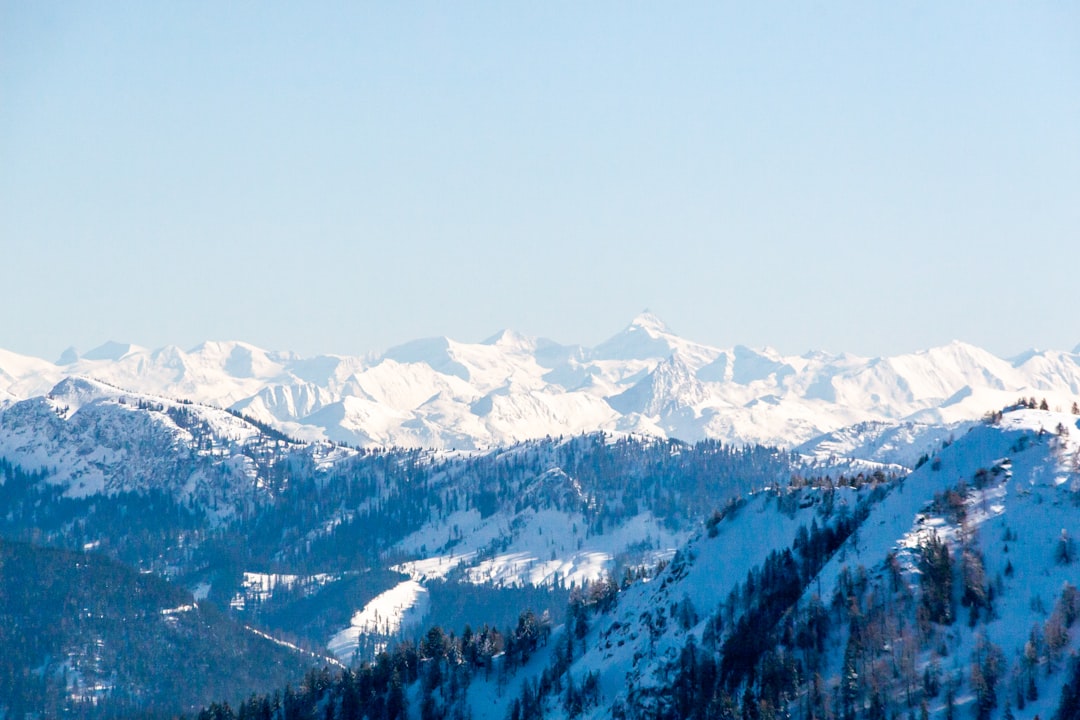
left=3, top=316, right=1079, bottom=452
left=794, top=419, right=976, bottom=468
left=782, top=408, right=1080, bottom=720
left=453, top=407, right=1080, bottom=720
left=0, top=376, right=349, bottom=511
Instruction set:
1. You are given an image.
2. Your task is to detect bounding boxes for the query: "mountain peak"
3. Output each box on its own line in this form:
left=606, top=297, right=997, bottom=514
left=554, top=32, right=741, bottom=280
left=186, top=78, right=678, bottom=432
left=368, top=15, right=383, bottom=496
left=481, top=329, right=536, bottom=352
left=592, top=313, right=680, bottom=362
left=627, top=310, right=671, bottom=335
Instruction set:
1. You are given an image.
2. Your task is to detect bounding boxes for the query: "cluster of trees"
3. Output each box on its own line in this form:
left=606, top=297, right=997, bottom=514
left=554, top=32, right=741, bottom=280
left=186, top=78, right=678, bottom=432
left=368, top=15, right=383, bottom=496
left=203, top=482, right=896, bottom=720
left=483, top=575, right=627, bottom=720
left=194, top=604, right=564, bottom=720
left=985, top=398, right=1080, bottom=425
left=0, top=539, right=304, bottom=720
left=918, top=532, right=954, bottom=626
left=192, top=557, right=640, bottom=720
left=1055, top=655, right=1080, bottom=720
left=0, top=457, right=204, bottom=572
left=1010, top=583, right=1080, bottom=714
left=183, top=450, right=1080, bottom=720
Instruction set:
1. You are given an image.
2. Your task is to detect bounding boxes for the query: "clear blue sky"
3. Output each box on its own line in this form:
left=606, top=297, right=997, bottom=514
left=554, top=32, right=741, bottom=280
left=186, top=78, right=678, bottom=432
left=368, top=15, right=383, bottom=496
left=2, top=2, right=1078, bottom=360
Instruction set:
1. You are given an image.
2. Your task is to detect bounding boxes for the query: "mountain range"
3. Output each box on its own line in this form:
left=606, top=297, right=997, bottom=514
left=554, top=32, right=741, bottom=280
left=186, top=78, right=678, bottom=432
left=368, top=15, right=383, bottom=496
left=3, top=315, right=1080, bottom=719
left=2, top=313, right=1079, bottom=451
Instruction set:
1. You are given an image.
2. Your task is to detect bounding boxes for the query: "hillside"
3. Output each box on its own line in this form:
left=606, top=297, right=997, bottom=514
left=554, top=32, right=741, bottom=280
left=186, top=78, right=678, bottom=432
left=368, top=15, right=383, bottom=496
left=195, top=407, right=1080, bottom=720
left=2, top=315, right=1079, bottom=450
left=0, top=539, right=311, bottom=718
left=569, top=407, right=1080, bottom=720
left=0, top=376, right=348, bottom=513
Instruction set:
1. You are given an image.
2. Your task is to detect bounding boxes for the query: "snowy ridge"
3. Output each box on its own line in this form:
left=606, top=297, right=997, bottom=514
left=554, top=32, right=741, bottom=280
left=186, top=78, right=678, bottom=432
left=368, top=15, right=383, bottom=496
left=0, top=376, right=350, bottom=509
left=794, top=419, right=976, bottom=468
left=2, top=317, right=1079, bottom=451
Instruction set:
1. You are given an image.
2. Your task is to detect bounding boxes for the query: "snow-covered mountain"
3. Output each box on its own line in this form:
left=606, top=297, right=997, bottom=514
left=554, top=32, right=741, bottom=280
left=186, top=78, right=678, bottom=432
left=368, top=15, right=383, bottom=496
left=2, top=313, right=1079, bottom=450
left=496, top=407, right=1080, bottom=720
left=188, top=407, right=1080, bottom=720
left=0, top=375, right=348, bottom=511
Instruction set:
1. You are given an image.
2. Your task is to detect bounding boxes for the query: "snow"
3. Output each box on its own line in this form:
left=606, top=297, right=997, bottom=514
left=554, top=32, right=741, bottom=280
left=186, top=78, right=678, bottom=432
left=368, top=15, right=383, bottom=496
left=81, top=341, right=145, bottom=362
left=192, top=582, right=212, bottom=600
left=452, top=408, right=1080, bottom=720
left=327, top=580, right=430, bottom=661
left=229, top=572, right=337, bottom=609
left=245, top=625, right=346, bottom=668
left=0, top=377, right=349, bottom=510
left=795, top=408, right=1080, bottom=720
left=393, top=553, right=479, bottom=582
left=461, top=409, right=1080, bottom=720
left=795, top=419, right=973, bottom=468
left=5, top=322, right=1080, bottom=719
left=160, top=603, right=196, bottom=615
left=458, top=485, right=853, bottom=720
left=3, top=317, right=1078, bottom=453
left=392, top=506, right=685, bottom=590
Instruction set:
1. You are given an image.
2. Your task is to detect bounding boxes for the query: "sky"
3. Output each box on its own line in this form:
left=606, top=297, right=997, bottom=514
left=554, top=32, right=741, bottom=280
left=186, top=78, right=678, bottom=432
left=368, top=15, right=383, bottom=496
left=2, top=2, right=1078, bottom=362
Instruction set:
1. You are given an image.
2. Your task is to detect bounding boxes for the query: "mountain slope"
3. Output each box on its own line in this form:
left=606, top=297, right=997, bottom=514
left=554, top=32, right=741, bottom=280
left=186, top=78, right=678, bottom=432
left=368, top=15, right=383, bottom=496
left=560, top=407, right=1080, bottom=719
left=0, top=539, right=310, bottom=718
left=0, top=376, right=349, bottom=512
left=202, top=407, right=1080, bottom=720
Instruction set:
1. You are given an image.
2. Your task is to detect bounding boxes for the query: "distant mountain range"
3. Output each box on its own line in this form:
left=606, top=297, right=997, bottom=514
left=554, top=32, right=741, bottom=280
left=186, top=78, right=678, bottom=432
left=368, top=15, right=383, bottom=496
left=2, top=313, right=1078, bottom=450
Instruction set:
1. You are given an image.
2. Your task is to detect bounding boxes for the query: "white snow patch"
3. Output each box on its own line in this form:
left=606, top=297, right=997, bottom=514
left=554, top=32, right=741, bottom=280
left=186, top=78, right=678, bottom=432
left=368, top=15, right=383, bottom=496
left=159, top=604, right=195, bottom=616
left=327, top=580, right=429, bottom=662
left=229, top=571, right=337, bottom=609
